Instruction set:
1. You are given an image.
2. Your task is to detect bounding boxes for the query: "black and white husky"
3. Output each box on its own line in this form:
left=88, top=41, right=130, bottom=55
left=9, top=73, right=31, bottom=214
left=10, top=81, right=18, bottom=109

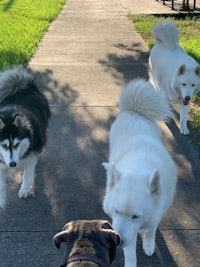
left=0, top=66, right=50, bottom=208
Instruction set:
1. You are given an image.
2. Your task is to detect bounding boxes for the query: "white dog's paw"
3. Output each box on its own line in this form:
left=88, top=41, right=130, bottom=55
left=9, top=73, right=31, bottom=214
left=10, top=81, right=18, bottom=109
left=180, top=127, right=189, bottom=135
left=143, top=239, right=155, bottom=256
left=18, top=187, right=32, bottom=199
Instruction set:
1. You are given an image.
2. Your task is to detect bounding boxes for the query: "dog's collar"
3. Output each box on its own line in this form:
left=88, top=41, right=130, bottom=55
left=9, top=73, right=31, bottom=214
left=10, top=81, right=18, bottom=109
left=59, top=253, right=109, bottom=267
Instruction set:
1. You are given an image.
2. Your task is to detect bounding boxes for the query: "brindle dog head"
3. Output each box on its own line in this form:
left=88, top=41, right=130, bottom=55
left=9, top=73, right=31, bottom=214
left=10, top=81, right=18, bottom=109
left=53, top=220, right=121, bottom=265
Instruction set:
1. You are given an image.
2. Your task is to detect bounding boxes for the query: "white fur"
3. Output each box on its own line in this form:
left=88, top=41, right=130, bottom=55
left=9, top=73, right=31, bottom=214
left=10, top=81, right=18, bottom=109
left=149, top=21, right=200, bottom=135
left=0, top=153, right=37, bottom=209
left=0, top=137, right=36, bottom=208
left=103, top=79, right=177, bottom=267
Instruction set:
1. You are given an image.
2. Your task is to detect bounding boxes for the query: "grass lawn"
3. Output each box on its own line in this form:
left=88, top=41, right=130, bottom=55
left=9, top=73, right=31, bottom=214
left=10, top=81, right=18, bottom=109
left=0, top=3, right=199, bottom=131
left=0, top=0, right=66, bottom=70
left=128, top=14, right=200, bottom=132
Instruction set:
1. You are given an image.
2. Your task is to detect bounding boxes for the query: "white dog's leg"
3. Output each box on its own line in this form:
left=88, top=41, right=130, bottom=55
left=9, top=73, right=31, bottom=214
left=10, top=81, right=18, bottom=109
left=142, top=228, right=156, bottom=256
left=18, top=156, right=37, bottom=199
left=0, top=169, right=6, bottom=208
left=123, top=236, right=137, bottom=267
left=180, top=103, right=190, bottom=135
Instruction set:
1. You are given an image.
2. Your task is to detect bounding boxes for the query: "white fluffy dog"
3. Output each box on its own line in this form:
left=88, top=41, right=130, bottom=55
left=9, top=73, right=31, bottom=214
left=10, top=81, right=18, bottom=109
left=149, top=21, right=200, bottom=135
left=103, top=79, right=177, bottom=267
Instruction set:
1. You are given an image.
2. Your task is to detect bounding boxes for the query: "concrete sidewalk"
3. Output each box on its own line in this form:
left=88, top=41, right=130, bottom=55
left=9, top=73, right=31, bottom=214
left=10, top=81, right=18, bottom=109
left=0, top=0, right=199, bottom=266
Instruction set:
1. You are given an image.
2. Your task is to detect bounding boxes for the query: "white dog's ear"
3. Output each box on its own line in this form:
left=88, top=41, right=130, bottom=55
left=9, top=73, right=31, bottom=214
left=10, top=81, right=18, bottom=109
left=102, top=162, right=112, bottom=171
left=102, top=162, right=120, bottom=179
left=178, top=64, right=186, bottom=75
left=102, top=162, right=121, bottom=189
left=148, top=169, right=160, bottom=194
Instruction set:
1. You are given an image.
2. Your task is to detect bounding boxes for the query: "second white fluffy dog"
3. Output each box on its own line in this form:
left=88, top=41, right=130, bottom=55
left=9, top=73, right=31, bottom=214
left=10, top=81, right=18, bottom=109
left=103, top=79, right=177, bottom=267
left=149, top=21, right=200, bottom=135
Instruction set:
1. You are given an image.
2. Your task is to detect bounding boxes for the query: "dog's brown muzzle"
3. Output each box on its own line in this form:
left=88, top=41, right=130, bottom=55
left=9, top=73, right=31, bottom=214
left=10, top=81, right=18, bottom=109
left=59, top=253, right=109, bottom=267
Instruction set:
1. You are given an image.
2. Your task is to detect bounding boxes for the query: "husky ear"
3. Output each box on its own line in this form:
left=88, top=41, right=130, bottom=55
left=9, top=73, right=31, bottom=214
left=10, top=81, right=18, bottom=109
left=148, top=169, right=160, bottom=194
left=12, top=114, right=22, bottom=127
left=0, top=116, right=5, bottom=130
left=102, top=162, right=121, bottom=190
left=178, top=64, right=186, bottom=75
left=195, top=65, right=200, bottom=77
left=12, top=113, right=30, bottom=129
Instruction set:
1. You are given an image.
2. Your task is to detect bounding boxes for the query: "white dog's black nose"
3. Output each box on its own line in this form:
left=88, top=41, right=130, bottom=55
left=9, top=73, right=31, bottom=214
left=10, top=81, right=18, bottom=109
left=185, top=96, right=191, bottom=101
left=9, top=162, right=16, bottom=167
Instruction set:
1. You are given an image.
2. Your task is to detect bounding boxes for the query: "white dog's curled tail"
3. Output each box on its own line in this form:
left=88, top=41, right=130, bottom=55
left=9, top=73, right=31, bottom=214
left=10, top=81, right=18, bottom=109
left=119, top=78, right=173, bottom=122
left=0, top=65, right=33, bottom=103
left=152, top=21, right=179, bottom=50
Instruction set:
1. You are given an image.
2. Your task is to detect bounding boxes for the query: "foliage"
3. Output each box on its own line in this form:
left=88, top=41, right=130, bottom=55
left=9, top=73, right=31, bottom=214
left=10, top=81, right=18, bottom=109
left=0, top=0, right=66, bottom=69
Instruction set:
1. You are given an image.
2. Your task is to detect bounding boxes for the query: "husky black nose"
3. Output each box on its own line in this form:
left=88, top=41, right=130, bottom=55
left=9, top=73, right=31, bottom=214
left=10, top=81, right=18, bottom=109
left=9, top=162, right=17, bottom=168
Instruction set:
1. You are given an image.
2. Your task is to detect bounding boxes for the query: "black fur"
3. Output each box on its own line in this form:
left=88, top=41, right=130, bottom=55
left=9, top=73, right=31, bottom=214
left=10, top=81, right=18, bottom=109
left=0, top=67, right=50, bottom=158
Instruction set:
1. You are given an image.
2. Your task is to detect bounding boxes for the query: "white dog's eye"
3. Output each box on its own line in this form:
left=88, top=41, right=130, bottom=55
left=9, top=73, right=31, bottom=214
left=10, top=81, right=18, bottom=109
left=191, top=84, right=195, bottom=87
left=182, top=83, right=186, bottom=86
left=132, top=214, right=139, bottom=220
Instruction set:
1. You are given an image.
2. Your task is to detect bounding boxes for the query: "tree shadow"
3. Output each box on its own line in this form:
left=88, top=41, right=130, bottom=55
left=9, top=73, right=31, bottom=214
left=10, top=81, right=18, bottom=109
left=0, top=61, right=199, bottom=266
left=98, top=42, right=149, bottom=85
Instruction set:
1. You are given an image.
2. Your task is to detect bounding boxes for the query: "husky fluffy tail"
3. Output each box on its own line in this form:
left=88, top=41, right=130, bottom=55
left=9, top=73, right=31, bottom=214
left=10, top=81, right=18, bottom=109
left=152, top=21, right=179, bottom=50
left=0, top=66, right=33, bottom=103
left=119, top=78, right=173, bottom=122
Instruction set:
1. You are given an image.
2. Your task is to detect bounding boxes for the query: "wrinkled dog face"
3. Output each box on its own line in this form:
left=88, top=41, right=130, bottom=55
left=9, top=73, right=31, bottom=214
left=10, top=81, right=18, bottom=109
left=53, top=220, right=121, bottom=264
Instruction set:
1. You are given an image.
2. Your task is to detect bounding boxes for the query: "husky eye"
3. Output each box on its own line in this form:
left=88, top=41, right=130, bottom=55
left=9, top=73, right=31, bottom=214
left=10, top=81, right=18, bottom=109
left=132, top=214, right=139, bottom=220
left=192, top=84, right=195, bottom=87
left=13, top=142, right=20, bottom=149
left=182, top=83, right=186, bottom=86
left=1, top=144, right=8, bottom=149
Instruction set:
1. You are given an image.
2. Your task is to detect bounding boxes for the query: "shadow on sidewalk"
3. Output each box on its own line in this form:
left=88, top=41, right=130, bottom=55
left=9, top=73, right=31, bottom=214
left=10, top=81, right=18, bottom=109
left=98, top=42, right=149, bottom=85
left=1, top=62, right=199, bottom=265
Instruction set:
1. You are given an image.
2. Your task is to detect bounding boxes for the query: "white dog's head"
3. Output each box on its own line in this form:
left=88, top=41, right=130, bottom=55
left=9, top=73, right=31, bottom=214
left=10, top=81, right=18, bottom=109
left=176, top=64, right=200, bottom=105
left=103, top=163, right=160, bottom=247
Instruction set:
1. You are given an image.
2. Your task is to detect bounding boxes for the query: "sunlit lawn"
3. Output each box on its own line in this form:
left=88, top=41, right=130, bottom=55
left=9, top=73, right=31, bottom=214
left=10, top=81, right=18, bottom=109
left=0, top=0, right=66, bottom=69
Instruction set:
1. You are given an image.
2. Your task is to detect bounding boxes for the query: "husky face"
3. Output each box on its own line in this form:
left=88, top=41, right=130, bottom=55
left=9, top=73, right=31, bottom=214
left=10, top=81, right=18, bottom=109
left=0, top=137, right=30, bottom=167
left=0, top=113, right=30, bottom=168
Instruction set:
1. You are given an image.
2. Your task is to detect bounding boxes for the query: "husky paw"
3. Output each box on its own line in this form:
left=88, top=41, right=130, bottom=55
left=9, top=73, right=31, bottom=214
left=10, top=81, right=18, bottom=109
left=143, top=240, right=155, bottom=256
left=18, top=188, right=32, bottom=199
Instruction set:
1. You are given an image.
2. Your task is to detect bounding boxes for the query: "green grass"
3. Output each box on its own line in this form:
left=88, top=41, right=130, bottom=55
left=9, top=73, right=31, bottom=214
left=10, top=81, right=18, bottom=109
left=128, top=14, right=200, bottom=63
left=128, top=14, right=200, bottom=131
left=0, top=0, right=66, bottom=69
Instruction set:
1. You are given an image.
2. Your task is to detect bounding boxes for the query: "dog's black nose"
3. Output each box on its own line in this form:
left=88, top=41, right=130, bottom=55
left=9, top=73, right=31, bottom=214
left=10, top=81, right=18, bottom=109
left=185, top=96, right=191, bottom=101
left=9, top=162, right=16, bottom=167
